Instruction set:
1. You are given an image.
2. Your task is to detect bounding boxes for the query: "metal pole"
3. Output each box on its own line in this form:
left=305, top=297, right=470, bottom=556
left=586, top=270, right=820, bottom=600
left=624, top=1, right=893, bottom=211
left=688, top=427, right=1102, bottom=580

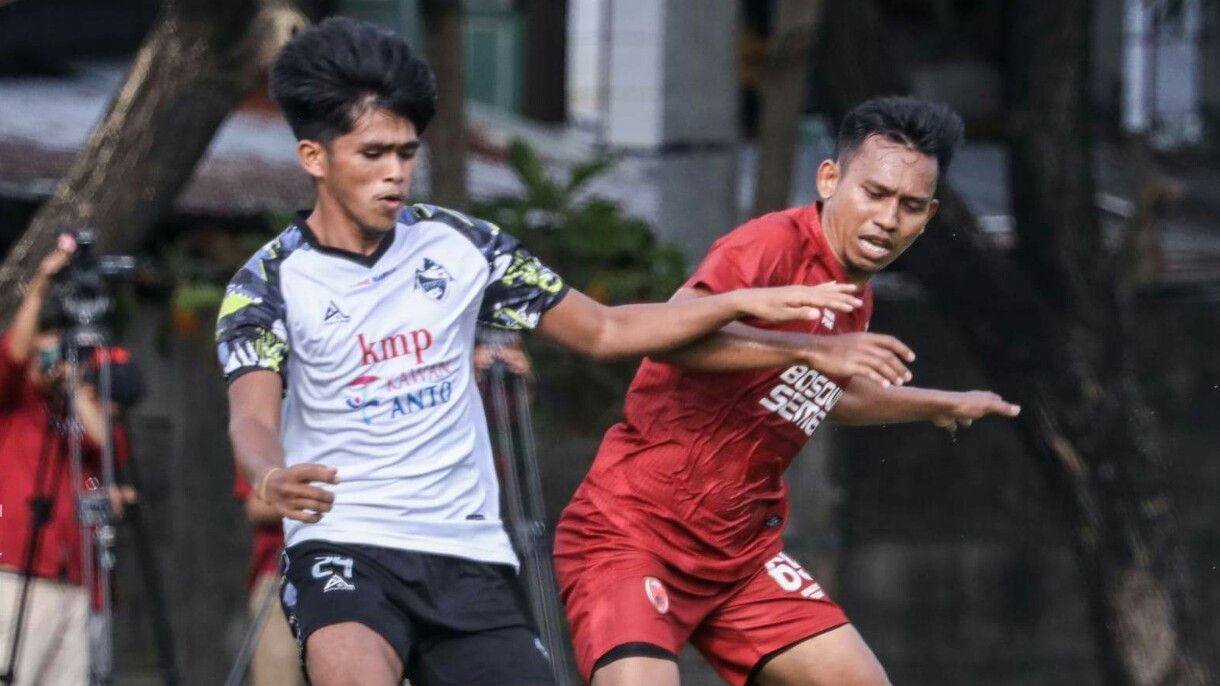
left=66, top=326, right=117, bottom=686
left=483, top=343, right=575, bottom=685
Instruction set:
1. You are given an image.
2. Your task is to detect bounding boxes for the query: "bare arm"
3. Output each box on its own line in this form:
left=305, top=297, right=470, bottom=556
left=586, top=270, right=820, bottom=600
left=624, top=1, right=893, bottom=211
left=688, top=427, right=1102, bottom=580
left=829, top=376, right=1021, bottom=429
left=651, top=287, right=917, bottom=387
left=534, top=283, right=858, bottom=361
left=73, top=383, right=109, bottom=448
left=227, top=370, right=336, bottom=523
left=6, top=245, right=73, bottom=365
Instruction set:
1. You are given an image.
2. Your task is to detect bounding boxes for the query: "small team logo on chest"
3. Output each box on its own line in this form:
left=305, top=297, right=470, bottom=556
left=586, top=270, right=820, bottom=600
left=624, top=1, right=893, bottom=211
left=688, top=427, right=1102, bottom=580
left=415, top=258, right=454, bottom=301
left=820, top=309, right=836, bottom=330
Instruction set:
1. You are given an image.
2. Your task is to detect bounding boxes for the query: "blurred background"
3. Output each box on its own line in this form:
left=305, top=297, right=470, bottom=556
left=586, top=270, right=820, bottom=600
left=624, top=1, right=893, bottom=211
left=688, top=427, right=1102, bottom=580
left=0, top=0, right=1217, bottom=684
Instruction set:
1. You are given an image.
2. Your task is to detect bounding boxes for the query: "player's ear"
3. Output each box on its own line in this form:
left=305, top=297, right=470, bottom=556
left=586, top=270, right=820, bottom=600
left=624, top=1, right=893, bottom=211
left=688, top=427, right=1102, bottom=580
left=297, top=139, right=326, bottom=180
left=925, top=198, right=940, bottom=225
left=816, top=159, right=841, bottom=199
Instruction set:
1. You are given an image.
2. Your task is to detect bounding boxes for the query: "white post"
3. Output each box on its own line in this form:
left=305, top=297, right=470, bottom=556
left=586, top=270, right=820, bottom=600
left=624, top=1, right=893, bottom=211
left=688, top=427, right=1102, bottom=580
left=567, top=0, right=739, bottom=259
left=1150, top=0, right=1203, bottom=146
left=1122, top=0, right=1149, bottom=133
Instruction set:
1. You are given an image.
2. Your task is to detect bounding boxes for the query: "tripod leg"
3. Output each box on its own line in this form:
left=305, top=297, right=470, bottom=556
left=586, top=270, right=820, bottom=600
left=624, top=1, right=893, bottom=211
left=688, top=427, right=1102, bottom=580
left=484, top=360, right=575, bottom=685
left=506, top=373, right=577, bottom=685
left=2, top=420, right=69, bottom=685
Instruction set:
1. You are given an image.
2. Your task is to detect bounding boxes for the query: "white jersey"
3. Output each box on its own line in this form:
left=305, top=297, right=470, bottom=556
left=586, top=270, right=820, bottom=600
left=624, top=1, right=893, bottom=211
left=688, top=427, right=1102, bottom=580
left=216, top=205, right=568, bottom=567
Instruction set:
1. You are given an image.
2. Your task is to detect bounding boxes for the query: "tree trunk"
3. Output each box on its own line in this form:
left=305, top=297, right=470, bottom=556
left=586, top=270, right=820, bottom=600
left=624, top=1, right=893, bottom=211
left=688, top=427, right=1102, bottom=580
left=752, top=0, right=822, bottom=216
left=813, top=0, right=1214, bottom=682
left=1001, top=1, right=1211, bottom=682
left=0, top=0, right=308, bottom=325
left=420, top=0, right=468, bottom=210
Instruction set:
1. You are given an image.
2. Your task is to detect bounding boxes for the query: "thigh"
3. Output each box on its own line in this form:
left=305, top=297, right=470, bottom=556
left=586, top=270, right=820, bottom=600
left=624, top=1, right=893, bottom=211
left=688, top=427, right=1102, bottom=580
left=752, top=625, right=889, bottom=686
left=590, top=655, right=680, bottom=686
left=281, top=542, right=413, bottom=682
left=307, top=622, right=402, bottom=686
left=0, top=573, right=88, bottom=685
left=411, top=625, right=554, bottom=686
left=558, top=549, right=699, bottom=683
left=47, top=581, right=88, bottom=684
left=691, top=551, right=852, bottom=686
left=0, top=572, right=45, bottom=680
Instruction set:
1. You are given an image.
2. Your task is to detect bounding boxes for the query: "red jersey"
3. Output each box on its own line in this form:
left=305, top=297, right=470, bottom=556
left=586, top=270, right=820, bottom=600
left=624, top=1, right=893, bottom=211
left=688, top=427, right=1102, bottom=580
left=571, top=203, right=873, bottom=581
left=0, top=335, right=128, bottom=585
left=233, top=471, right=284, bottom=590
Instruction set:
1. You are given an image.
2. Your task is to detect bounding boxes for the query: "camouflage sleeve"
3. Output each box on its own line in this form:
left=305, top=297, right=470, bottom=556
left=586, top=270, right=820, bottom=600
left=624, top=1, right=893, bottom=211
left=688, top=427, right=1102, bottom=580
left=215, top=242, right=291, bottom=385
left=477, top=231, right=568, bottom=331
left=406, top=204, right=569, bottom=331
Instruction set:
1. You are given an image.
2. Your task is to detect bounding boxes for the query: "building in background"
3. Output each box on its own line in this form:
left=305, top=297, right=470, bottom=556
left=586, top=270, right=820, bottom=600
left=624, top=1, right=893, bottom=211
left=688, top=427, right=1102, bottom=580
left=341, top=0, right=741, bottom=259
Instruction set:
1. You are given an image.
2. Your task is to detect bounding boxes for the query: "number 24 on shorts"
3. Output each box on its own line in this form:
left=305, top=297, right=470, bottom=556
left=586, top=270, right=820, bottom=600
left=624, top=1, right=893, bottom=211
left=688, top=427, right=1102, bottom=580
left=765, top=552, right=826, bottom=600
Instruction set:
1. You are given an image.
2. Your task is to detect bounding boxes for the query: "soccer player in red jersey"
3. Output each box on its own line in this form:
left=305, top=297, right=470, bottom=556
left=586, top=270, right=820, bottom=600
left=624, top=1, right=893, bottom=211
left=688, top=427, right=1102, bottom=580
left=555, top=97, right=1022, bottom=686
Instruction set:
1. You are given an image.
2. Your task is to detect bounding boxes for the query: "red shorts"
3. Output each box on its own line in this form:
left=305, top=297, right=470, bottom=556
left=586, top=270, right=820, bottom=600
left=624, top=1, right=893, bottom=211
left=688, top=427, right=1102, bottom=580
left=554, top=497, right=849, bottom=686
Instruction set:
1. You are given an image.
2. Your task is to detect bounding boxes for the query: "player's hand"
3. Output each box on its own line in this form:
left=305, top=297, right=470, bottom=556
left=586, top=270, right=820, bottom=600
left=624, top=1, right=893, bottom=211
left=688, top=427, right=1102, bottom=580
left=931, top=391, right=1021, bottom=431
left=262, top=464, right=338, bottom=523
left=734, top=282, right=864, bottom=324
left=804, top=332, right=916, bottom=387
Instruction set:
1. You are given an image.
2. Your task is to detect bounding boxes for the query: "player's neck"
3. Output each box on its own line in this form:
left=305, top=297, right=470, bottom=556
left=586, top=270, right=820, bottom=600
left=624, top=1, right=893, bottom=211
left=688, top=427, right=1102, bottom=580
left=306, top=197, right=387, bottom=256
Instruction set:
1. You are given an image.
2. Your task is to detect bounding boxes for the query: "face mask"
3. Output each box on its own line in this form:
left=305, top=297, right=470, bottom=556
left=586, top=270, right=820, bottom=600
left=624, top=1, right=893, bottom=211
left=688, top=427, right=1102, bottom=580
left=38, top=347, right=59, bottom=374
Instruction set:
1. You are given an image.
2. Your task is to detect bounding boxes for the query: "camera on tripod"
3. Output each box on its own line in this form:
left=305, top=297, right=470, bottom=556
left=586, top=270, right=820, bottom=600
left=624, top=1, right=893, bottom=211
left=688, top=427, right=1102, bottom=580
left=47, top=229, right=136, bottom=329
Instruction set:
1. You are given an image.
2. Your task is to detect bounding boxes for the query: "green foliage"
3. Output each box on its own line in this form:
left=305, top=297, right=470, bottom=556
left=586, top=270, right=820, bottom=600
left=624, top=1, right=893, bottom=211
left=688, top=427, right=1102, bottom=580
left=471, top=138, right=689, bottom=431
left=162, top=218, right=280, bottom=337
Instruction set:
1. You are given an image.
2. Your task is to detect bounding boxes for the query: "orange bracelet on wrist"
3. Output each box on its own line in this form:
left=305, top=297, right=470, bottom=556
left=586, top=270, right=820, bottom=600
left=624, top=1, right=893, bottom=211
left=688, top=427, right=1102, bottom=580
left=257, top=467, right=283, bottom=502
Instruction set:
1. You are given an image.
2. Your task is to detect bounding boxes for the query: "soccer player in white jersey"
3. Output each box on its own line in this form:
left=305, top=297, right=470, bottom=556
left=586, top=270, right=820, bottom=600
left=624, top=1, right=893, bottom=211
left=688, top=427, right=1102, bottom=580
left=216, top=18, right=894, bottom=686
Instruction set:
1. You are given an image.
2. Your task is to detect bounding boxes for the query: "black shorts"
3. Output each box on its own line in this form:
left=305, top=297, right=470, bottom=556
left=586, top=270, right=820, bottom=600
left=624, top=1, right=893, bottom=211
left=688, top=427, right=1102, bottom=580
left=281, top=540, right=554, bottom=686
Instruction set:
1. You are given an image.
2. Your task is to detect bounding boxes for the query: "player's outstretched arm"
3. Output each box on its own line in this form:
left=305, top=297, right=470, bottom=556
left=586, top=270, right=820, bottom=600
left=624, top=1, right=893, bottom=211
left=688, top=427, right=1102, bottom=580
left=828, top=376, right=1020, bottom=428
left=227, top=370, right=337, bottom=523
left=651, top=287, right=917, bottom=387
left=534, top=282, right=859, bottom=361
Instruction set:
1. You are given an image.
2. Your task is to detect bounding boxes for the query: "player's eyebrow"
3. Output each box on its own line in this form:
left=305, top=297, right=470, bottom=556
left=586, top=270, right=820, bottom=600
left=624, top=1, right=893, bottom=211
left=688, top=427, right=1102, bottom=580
left=865, top=179, right=933, bottom=203
left=360, top=139, right=421, bottom=152
left=863, top=180, right=897, bottom=195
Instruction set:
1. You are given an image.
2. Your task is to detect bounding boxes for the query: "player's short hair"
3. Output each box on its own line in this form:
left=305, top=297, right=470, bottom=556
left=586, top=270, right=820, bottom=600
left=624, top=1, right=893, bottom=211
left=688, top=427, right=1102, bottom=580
left=270, top=17, right=436, bottom=142
left=834, top=96, right=964, bottom=175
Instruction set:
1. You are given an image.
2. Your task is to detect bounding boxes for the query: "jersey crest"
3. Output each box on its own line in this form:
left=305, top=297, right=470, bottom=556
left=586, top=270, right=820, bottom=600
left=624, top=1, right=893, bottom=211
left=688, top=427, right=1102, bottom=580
left=415, top=258, right=453, bottom=301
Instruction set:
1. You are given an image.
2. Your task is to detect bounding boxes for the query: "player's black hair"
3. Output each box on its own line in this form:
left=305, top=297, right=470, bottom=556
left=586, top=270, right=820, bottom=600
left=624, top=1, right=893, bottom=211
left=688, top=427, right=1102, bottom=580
left=834, top=96, right=964, bottom=174
left=270, top=17, right=437, bottom=142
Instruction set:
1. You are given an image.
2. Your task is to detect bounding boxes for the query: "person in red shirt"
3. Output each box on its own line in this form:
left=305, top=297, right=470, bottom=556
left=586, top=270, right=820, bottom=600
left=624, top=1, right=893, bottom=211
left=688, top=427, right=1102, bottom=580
left=0, top=240, right=132, bottom=685
left=555, top=97, right=1022, bottom=686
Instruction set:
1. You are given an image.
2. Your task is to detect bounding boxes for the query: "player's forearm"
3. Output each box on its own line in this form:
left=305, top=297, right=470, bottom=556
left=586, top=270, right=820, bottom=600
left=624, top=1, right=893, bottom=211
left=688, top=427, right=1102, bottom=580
left=74, top=385, right=110, bottom=449
left=652, top=321, right=810, bottom=371
left=584, top=290, right=754, bottom=360
left=6, top=275, right=52, bottom=364
left=829, top=378, right=954, bottom=425
left=228, top=415, right=287, bottom=489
